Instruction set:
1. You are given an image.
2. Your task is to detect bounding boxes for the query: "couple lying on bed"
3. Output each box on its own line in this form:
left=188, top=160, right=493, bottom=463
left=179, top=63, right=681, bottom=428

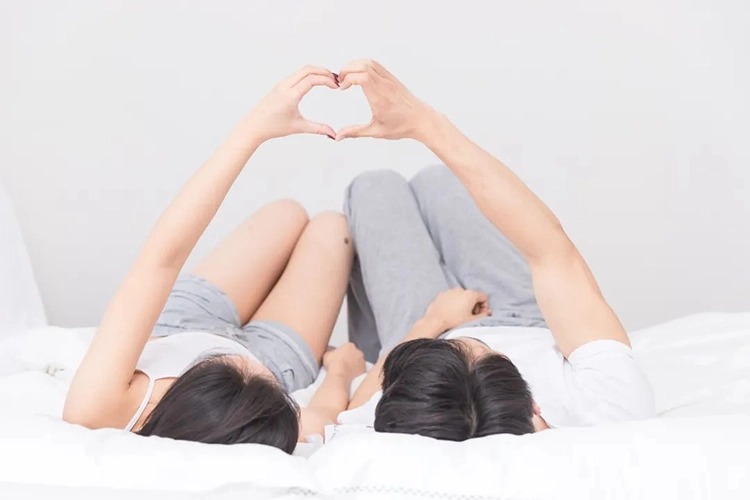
left=63, top=60, right=655, bottom=454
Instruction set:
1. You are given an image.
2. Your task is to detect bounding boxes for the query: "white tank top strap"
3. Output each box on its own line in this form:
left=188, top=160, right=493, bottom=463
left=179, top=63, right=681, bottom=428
left=124, top=332, right=262, bottom=431
left=124, top=375, right=155, bottom=432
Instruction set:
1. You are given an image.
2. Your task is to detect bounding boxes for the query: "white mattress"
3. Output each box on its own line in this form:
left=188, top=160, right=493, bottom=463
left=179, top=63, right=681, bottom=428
left=1, top=312, right=749, bottom=499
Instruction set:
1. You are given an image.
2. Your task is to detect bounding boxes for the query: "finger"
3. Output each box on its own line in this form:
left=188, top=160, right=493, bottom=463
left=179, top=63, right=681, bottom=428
left=369, top=60, right=395, bottom=79
left=338, top=72, right=374, bottom=91
left=480, top=301, right=491, bottom=315
left=472, top=302, right=491, bottom=317
left=335, top=121, right=378, bottom=141
left=299, top=119, right=336, bottom=139
left=285, top=65, right=336, bottom=87
left=293, top=74, right=339, bottom=98
left=339, top=59, right=392, bottom=81
left=338, top=59, right=375, bottom=80
left=475, top=291, right=489, bottom=304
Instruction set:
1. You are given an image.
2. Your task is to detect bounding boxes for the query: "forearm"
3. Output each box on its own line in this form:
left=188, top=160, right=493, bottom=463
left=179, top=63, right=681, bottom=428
left=416, top=110, right=569, bottom=263
left=347, top=317, right=445, bottom=410
left=137, top=116, right=263, bottom=271
left=307, top=372, right=353, bottom=422
left=93, top=116, right=264, bottom=384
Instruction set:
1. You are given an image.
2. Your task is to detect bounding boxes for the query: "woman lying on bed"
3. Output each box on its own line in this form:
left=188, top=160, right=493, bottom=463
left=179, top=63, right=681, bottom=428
left=337, top=60, right=656, bottom=438
left=63, top=66, right=365, bottom=454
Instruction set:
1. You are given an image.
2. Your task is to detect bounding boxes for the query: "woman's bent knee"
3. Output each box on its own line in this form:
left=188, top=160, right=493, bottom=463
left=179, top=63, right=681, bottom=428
left=244, top=199, right=309, bottom=238
left=306, top=211, right=350, bottom=238
left=263, top=199, right=309, bottom=225
left=300, top=211, right=352, bottom=255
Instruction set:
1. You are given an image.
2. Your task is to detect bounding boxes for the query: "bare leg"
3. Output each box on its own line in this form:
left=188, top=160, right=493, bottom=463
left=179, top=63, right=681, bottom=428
left=191, top=199, right=309, bottom=324
left=251, top=212, right=353, bottom=362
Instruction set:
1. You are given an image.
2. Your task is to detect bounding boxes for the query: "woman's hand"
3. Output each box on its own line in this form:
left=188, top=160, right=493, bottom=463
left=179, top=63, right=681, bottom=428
left=304, top=343, right=366, bottom=436
left=335, top=59, right=432, bottom=141
left=423, top=288, right=491, bottom=332
left=246, top=65, right=339, bottom=142
left=323, top=342, right=366, bottom=382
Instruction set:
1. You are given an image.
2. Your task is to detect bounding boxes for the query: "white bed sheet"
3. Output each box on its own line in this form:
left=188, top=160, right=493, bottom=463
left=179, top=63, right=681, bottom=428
left=0, top=182, right=46, bottom=336
left=1, top=312, right=749, bottom=498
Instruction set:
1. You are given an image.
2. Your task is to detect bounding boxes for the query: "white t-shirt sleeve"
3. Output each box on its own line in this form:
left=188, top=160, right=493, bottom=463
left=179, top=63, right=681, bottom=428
left=563, top=339, right=656, bottom=425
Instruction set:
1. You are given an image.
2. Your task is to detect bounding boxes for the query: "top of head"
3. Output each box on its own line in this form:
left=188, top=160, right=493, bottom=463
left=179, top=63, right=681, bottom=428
left=374, top=338, right=535, bottom=441
left=138, top=355, right=300, bottom=454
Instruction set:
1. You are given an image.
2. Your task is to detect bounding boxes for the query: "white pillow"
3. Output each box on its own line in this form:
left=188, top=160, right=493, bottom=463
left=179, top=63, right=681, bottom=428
left=0, top=182, right=46, bottom=334
left=312, top=416, right=750, bottom=500
left=0, top=414, right=316, bottom=494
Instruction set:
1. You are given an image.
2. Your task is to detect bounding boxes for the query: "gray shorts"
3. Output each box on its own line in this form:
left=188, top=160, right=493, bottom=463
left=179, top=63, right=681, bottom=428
left=152, top=274, right=319, bottom=392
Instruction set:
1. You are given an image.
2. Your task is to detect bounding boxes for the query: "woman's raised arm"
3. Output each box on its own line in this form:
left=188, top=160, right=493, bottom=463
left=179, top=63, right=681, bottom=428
left=64, top=66, right=339, bottom=428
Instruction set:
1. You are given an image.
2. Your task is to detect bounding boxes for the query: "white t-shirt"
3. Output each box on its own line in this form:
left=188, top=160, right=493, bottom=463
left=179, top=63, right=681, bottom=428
left=338, top=326, right=655, bottom=428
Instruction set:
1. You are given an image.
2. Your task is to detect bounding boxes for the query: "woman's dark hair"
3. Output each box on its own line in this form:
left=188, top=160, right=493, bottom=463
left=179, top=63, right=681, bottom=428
left=137, top=356, right=299, bottom=454
left=374, top=338, right=534, bottom=441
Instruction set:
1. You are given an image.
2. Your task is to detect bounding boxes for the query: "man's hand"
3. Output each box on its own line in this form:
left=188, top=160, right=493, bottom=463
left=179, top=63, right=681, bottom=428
left=423, top=288, right=491, bottom=332
left=336, top=59, right=432, bottom=141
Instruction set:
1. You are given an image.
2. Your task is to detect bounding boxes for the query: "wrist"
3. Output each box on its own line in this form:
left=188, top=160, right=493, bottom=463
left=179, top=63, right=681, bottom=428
left=325, top=367, right=354, bottom=382
left=409, top=315, right=448, bottom=340
left=412, top=105, right=449, bottom=147
left=231, top=112, right=269, bottom=147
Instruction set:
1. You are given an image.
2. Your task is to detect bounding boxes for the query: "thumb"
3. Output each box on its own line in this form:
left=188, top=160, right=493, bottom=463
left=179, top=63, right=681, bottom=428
left=335, top=121, right=378, bottom=141
left=472, top=303, right=491, bottom=318
left=300, top=120, right=337, bottom=139
left=472, top=292, right=491, bottom=317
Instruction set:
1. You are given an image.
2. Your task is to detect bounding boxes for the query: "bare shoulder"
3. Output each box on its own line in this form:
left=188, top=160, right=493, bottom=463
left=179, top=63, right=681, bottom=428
left=63, top=371, right=173, bottom=431
left=125, top=374, right=177, bottom=431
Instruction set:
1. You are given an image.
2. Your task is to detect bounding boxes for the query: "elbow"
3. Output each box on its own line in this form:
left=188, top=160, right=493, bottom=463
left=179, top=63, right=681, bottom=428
left=62, top=405, right=88, bottom=428
left=62, top=399, right=100, bottom=429
left=527, top=225, right=578, bottom=267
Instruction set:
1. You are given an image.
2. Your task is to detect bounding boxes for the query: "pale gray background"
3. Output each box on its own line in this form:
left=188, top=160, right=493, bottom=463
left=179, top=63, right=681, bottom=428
left=2, top=0, right=748, bottom=343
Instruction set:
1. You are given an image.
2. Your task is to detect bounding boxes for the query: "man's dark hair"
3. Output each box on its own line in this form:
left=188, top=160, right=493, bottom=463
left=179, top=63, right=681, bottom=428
left=138, top=356, right=299, bottom=453
left=374, top=338, right=534, bottom=441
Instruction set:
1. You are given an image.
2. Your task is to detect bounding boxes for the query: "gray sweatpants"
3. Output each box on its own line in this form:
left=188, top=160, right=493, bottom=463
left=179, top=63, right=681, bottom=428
left=345, top=165, right=547, bottom=362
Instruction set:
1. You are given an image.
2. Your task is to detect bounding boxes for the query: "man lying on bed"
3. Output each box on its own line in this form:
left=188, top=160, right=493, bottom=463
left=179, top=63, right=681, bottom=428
left=336, top=60, right=656, bottom=438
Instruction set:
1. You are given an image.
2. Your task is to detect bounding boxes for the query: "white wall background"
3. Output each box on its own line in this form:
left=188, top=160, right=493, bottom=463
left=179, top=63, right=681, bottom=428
left=1, top=0, right=748, bottom=340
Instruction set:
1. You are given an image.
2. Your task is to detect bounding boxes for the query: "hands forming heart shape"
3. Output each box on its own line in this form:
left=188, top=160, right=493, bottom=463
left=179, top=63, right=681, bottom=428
left=247, top=60, right=434, bottom=143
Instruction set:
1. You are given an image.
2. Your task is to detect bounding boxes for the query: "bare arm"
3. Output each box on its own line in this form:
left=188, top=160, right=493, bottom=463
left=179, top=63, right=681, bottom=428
left=300, top=343, right=365, bottom=435
left=64, top=66, right=339, bottom=428
left=337, top=60, right=630, bottom=359
left=418, top=113, right=629, bottom=357
left=348, top=289, right=489, bottom=410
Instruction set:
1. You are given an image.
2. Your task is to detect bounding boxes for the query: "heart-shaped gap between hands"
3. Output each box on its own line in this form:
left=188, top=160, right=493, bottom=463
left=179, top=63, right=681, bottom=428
left=297, top=75, right=373, bottom=141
